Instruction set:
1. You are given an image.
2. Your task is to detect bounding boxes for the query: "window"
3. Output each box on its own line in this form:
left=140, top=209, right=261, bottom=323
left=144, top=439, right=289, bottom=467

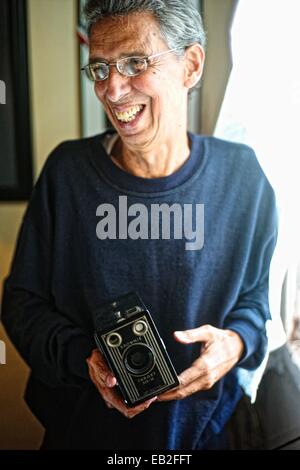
left=214, top=0, right=300, bottom=348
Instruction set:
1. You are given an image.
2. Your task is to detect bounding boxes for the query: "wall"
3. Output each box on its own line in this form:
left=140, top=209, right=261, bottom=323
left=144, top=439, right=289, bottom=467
left=0, top=0, right=80, bottom=449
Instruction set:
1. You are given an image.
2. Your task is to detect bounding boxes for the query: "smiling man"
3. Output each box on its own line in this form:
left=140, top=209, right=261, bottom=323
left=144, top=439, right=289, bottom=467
left=87, top=11, right=195, bottom=177
left=2, top=0, right=277, bottom=450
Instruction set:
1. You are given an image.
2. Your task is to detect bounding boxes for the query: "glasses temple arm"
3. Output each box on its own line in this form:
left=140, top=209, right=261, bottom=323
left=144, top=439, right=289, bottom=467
left=147, top=48, right=179, bottom=60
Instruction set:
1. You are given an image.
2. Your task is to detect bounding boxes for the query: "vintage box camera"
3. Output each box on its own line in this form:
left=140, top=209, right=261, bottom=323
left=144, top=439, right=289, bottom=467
left=94, top=292, right=179, bottom=407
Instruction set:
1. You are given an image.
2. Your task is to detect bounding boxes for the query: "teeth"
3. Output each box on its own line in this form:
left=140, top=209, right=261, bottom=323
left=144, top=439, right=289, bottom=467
left=115, top=105, right=143, bottom=123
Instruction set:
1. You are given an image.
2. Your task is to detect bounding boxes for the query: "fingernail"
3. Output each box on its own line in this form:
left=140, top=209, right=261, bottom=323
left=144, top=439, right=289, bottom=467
left=174, top=331, right=186, bottom=338
left=149, top=396, right=157, bottom=403
left=106, top=375, right=116, bottom=387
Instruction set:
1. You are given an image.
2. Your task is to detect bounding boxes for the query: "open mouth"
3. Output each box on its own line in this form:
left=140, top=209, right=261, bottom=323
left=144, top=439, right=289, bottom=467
left=113, top=104, right=146, bottom=128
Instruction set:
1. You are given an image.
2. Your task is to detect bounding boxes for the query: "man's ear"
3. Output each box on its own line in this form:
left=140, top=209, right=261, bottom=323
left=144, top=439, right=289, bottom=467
left=184, top=44, right=205, bottom=90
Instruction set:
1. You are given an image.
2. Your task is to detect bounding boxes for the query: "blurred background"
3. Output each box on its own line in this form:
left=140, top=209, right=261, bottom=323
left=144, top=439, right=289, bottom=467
left=0, top=0, right=299, bottom=449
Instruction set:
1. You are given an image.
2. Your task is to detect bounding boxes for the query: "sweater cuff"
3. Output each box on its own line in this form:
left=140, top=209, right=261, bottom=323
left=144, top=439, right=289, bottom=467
left=225, top=320, right=267, bottom=370
left=66, top=335, right=95, bottom=381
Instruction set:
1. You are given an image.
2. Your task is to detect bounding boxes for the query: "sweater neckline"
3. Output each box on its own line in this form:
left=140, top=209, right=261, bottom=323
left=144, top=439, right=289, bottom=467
left=89, top=129, right=207, bottom=196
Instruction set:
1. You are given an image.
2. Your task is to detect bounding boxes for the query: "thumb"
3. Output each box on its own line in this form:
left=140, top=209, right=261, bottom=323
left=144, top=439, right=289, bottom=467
left=174, top=325, right=212, bottom=344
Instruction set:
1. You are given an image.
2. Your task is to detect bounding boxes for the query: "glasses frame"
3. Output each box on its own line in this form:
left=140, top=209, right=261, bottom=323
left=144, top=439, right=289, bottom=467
left=81, top=48, right=179, bottom=82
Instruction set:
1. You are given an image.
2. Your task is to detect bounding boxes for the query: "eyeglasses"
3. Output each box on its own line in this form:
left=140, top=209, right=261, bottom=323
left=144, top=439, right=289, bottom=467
left=81, top=48, right=178, bottom=82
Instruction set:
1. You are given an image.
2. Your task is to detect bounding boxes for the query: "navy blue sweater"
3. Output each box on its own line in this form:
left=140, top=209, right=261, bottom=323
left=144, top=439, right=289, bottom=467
left=1, top=131, right=277, bottom=449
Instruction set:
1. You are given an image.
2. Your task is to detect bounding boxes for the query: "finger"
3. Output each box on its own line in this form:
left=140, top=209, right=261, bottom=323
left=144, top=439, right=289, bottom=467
left=174, top=325, right=214, bottom=344
left=87, top=352, right=110, bottom=374
left=93, top=371, right=117, bottom=388
left=88, top=362, right=126, bottom=410
left=105, top=375, right=117, bottom=388
left=157, top=373, right=217, bottom=402
left=177, top=361, right=207, bottom=386
left=125, top=396, right=158, bottom=418
left=104, top=401, right=114, bottom=409
left=87, top=361, right=106, bottom=387
left=87, top=355, right=117, bottom=387
left=87, top=351, right=157, bottom=417
left=175, top=345, right=233, bottom=386
left=91, top=366, right=157, bottom=417
left=102, top=387, right=157, bottom=418
left=157, top=389, right=181, bottom=401
left=87, top=359, right=99, bottom=385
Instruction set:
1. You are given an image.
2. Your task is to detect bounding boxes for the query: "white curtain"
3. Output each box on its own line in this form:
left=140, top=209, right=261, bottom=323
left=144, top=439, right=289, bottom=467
left=215, top=0, right=300, bottom=348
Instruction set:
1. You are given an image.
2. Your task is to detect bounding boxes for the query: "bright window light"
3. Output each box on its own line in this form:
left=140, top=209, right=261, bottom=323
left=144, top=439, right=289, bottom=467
left=215, top=0, right=300, bottom=346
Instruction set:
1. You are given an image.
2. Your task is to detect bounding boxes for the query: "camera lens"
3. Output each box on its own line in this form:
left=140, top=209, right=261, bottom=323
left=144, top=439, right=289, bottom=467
left=124, top=344, right=154, bottom=375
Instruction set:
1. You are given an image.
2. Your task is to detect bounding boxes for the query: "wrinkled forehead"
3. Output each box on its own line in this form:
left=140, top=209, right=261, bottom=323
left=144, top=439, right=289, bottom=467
left=89, top=11, right=167, bottom=60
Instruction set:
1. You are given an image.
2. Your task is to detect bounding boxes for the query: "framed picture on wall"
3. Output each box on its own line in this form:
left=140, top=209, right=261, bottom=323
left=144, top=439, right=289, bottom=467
left=0, top=0, right=33, bottom=201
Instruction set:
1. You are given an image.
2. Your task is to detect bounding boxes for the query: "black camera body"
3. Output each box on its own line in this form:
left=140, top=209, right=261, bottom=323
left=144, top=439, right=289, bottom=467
left=94, top=292, right=179, bottom=407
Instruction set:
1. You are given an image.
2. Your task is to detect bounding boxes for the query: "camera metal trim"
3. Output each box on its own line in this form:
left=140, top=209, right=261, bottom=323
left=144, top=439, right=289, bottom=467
left=94, top=292, right=179, bottom=407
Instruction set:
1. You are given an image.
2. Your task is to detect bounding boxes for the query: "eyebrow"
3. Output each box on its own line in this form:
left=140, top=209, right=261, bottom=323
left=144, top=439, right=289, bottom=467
left=89, top=51, right=149, bottom=63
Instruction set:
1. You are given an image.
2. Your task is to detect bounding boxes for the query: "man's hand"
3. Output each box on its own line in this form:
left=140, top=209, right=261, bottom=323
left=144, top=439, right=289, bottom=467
left=86, top=349, right=157, bottom=418
left=157, top=325, right=244, bottom=402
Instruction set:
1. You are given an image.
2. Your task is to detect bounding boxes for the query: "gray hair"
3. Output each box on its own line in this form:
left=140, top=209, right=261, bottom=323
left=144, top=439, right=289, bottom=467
left=84, top=0, right=206, bottom=52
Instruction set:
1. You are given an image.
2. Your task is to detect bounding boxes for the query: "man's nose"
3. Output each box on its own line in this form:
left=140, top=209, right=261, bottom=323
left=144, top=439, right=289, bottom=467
left=104, top=66, right=132, bottom=103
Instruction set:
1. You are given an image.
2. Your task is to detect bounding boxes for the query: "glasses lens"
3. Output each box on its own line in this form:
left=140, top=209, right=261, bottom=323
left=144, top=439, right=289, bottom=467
left=86, top=63, right=109, bottom=81
left=121, top=57, right=147, bottom=76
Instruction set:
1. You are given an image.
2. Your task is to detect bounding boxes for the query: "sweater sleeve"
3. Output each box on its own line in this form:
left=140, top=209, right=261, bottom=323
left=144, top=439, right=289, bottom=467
left=1, top=149, right=95, bottom=387
left=224, top=174, right=278, bottom=370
